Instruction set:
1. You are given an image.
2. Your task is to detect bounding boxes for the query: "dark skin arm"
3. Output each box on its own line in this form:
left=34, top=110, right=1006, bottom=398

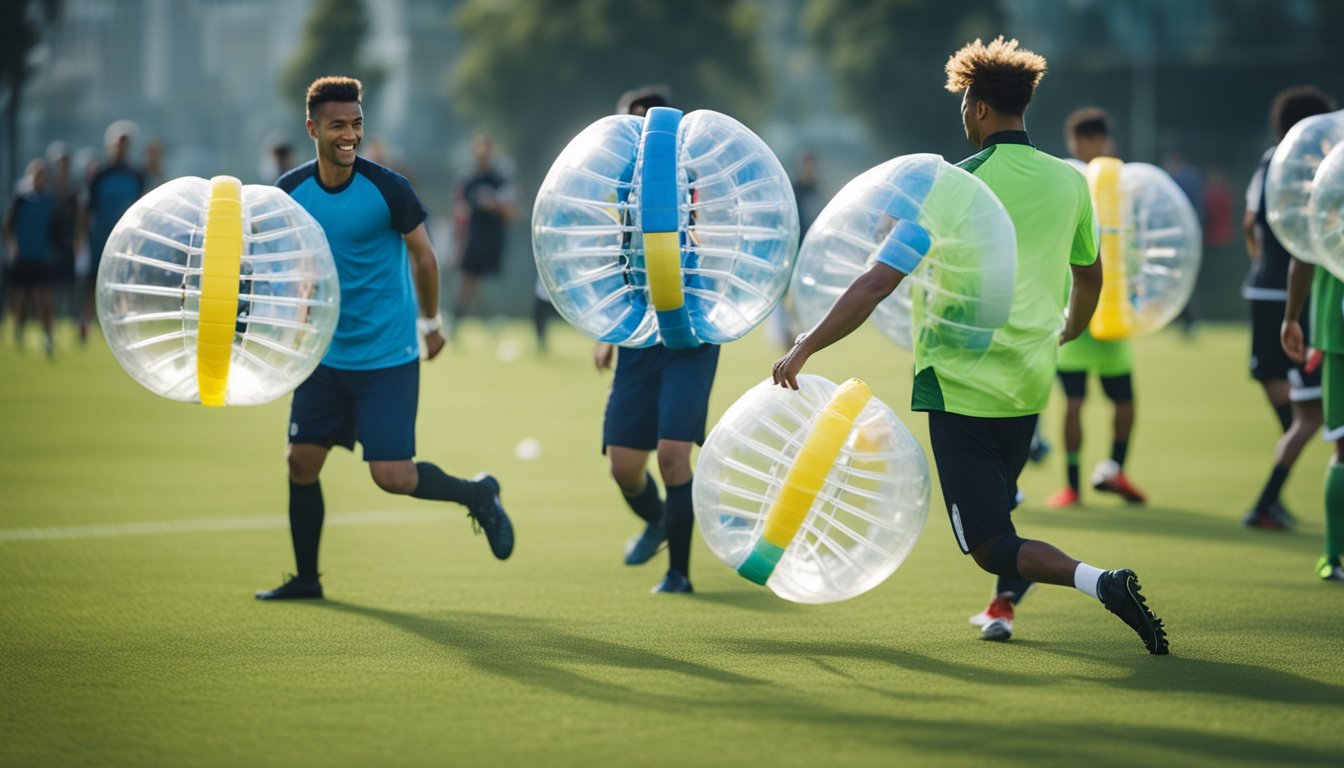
left=1244, top=209, right=1259, bottom=263
left=405, top=223, right=446, bottom=360
left=1061, top=257, right=1103, bottom=344
left=772, top=262, right=906, bottom=389
left=1281, top=255, right=1314, bottom=364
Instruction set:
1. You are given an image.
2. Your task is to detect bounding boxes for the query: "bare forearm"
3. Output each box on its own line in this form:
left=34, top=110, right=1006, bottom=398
left=1285, top=256, right=1313, bottom=322
left=412, top=256, right=439, bottom=317
left=1063, top=260, right=1103, bottom=341
left=797, top=268, right=900, bottom=356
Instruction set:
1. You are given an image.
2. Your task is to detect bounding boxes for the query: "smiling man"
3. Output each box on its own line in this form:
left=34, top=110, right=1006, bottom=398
left=256, top=76, right=514, bottom=601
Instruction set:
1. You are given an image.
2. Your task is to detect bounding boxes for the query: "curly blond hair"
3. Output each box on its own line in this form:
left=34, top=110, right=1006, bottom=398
left=945, top=36, right=1047, bottom=116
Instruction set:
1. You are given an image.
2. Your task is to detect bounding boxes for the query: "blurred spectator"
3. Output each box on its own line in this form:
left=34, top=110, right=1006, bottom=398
left=793, top=151, right=823, bottom=237
left=451, top=134, right=517, bottom=335
left=79, top=120, right=147, bottom=343
left=143, top=138, right=166, bottom=190
left=1164, top=151, right=1204, bottom=335
left=45, top=141, right=81, bottom=320
left=4, top=159, right=59, bottom=355
left=1202, top=166, right=1234, bottom=248
left=259, top=133, right=297, bottom=184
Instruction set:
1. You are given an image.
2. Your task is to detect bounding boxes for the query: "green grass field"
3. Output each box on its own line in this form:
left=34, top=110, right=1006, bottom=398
left=2, top=320, right=1341, bottom=768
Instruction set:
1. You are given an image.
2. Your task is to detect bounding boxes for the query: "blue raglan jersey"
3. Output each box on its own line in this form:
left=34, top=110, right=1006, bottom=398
left=278, top=157, right=428, bottom=370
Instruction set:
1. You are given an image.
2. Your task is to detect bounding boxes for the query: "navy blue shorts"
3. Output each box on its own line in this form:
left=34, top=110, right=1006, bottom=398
left=288, top=360, right=419, bottom=461
left=603, top=344, right=720, bottom=452
left=927, top=410, right=1037, bottom=554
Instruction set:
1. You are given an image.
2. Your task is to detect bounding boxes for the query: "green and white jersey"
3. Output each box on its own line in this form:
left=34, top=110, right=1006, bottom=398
left=912, top=131, right=1098, bottom=417
left=1312, top=268, right=1344, bottom=355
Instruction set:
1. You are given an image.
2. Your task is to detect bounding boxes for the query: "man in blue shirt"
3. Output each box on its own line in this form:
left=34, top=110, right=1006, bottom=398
left=256, top=77, right=514, bottom=600
left=3, top=159, right=58, bottom=355
left=80, top=120, right=146, bottom=344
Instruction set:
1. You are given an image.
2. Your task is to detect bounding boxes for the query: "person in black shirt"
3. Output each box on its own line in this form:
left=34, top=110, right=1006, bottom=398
left=1242, top=86, right=1335, bottom=529
left=451, top=135, right=517, bottom=334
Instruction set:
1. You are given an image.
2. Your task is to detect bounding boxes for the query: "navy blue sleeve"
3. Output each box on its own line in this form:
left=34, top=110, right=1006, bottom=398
left=359, top=159, right=428, bottom=235
left=276, top=161, right=317, bottom=195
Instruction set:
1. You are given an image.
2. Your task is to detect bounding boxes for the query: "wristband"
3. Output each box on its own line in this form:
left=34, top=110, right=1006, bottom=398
left=417, top=315, right=442, bottom=335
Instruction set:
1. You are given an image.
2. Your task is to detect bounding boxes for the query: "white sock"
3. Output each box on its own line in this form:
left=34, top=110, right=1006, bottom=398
left=1074, top=563, right=1105, bottom=600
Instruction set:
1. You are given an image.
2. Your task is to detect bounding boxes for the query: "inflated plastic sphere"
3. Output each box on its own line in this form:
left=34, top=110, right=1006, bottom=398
left=694, top=375, right=930, bottom=604
left=787, top=154, right=1016, bottom=350
left=1114, top=162, right=1203, bottom=337
left=1308, top=143, right=1344, bottom=280
left=1266, top=109, right=1344, bottom=262
left=97, top=176, right=339, bottom=405
left=532, top=107, right=798, bottom=348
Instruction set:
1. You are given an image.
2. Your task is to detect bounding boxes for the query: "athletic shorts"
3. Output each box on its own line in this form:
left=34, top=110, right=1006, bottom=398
left=460, top=246, right=503, bottom=277
left=1250, top=299, right=1320, bottom=400
left=288, top=360, right=419, bottom=461
left=1323, top=352, right=1344, bottom=442
left=603, top=344, right=720, bottom=452
left=1058, top=370, right=1133, bottom=403
left=926, top=410, right=1037, bottom=554
left=1056, top=331, right=1131, bottom=376
left=7, top=260, right=55, bottom=287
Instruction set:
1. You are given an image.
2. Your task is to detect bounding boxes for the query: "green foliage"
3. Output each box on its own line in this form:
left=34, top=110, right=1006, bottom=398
left=803, top=0, right=1003, bottom=155
left=278, top=0, right=386, bottom=115
left=452, top=0, right=770, bottom=185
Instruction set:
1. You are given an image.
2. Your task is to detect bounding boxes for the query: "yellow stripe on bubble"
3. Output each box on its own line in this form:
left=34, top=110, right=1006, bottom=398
left=738, top=378, right=873, bottom=584
left=1087, top=158, right=1133, bottom=341
left=643, top=231, right=684, bottom=312
left=196, top=176, right=243, bottom=407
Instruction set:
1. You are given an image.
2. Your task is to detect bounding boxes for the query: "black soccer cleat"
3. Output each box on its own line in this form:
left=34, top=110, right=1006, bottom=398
left=1098, top=568, right=1168, bottom=655
left=469, top=473, right=514, bottom=560
left=255, top=574, right=323, bottom=601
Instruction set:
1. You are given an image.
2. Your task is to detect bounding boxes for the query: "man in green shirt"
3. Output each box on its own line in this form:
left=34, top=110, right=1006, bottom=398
left=772, top=36, right=1169, bottom=654
left=1282, top=250, right=1344, bottom=582
left=1049, top=107, right=1147, bottom=508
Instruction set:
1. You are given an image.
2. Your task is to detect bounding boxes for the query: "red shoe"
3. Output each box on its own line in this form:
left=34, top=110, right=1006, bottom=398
left=969, top=594, right=1015, bottom=641
left=1092, top=459, right=1147, bottom=504
left=1046, top=487, right=1081, bottom=508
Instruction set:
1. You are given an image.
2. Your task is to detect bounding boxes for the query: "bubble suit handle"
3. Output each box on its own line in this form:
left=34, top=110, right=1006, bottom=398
left=737, top=378, right=873, bottom=584
left=639, top=107, right=697, bottom=348
left=1087, top=158, right=1134, bottom=340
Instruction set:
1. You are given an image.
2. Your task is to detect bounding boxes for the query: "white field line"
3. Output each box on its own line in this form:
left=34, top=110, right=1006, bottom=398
left=0, top=509, right=444, bottom=542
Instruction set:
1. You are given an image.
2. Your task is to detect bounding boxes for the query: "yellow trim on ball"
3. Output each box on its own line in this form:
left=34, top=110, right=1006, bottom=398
left=1086, top=157, right=1133, bottom=341
left=196, top=176, right=244, bottom=407
left=760, top=379, right=873, bottom=549
left=643, top=231, right=684, bottom=311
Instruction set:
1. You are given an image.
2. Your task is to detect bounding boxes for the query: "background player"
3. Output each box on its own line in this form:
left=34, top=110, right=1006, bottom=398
left=1047, top=107, right=1146, bottom=508
left=595, top=84, right=718, bottom=594
left=256, top=77, right=514, bottom=600
left=1242, top=86, right=1334, bottom=529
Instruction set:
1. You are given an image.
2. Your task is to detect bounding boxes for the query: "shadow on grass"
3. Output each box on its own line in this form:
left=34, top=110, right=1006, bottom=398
left=1020, top=503, right=1318, bottom=554
left=310, top=600, right=763, bottom=705
left=691, top=588, right=803, bottom=613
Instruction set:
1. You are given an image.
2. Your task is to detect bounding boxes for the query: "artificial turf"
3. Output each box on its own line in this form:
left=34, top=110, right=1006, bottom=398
left=2, top=319, right=1341, bottom=768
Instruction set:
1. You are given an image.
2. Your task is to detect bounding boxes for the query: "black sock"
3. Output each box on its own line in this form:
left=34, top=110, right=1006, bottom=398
left=289, top=479, right=324, bottom=582
left=665, top=480, right=694, bottom=576
left=1111, top=440, right=1129, bottom=468
left=1274, top=403, right=1293, bottom=432
left=410, top=462, right=477, bottom=506
left=1255, top=464, right=1291, bottom=514
left=623, top=472, right=664, bottom=524
left=995, top=576, right=1034, bottom=604
left=1066, top=453, right=1081, bottom=493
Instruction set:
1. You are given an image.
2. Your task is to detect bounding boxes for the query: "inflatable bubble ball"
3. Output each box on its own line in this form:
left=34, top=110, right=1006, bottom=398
left=1266, top=109, right=1344, bottom=262
left=786, top=154, right=1016, bottom=351
left=1085, top=160, right=1202, bottom=340
left=693, top=375, right=930, bottom=604
left=1309, top=143, right=1344, bottom=280
left=532, top=107, right=798, bottom=348
left=97, top=175, right=339, bottom=405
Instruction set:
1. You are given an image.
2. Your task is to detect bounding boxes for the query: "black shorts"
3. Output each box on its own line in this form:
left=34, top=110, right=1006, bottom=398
left=288, top=360, right=419, bottom=461
left=603, top=344, right=719, bottom=452
left=1251, top=300, right=1320, bottom=400
left=7, top=260, right=55, bottom=287
left=927, top=410, right=1037, bottom=554
left=460, top=246, right=503, bottom=277
left=1058, top=371, right=1134, bottom=402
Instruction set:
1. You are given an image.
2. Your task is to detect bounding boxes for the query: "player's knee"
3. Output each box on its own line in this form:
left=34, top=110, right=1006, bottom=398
left=656, top=451, right=692, bottom=487
left=286, top=448, right=322, bottom=484
left=971, top=535, right=1026, bottom=578
left=370, top=462, right=417, bottom=495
